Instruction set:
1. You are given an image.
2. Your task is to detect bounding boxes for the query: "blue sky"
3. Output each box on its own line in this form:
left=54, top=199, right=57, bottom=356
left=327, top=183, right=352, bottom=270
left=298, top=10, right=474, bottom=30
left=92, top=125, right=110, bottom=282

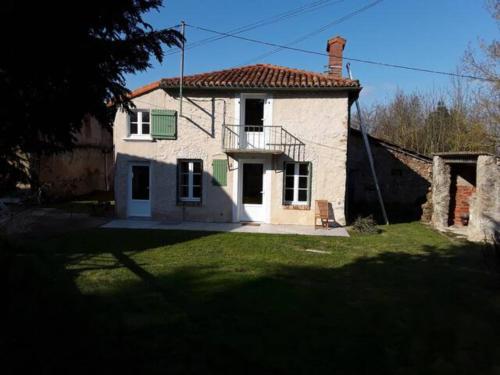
left=125, top=0, right=497, bottom=106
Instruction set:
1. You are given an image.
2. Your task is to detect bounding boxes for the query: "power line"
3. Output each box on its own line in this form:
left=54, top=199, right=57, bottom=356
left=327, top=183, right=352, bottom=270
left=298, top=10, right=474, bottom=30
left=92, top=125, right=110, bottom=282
left=165, top=0, right=347, bottom=57
left=241, top=0, right=383, bottom=65
left=186, top=23, right=496, bottom=82
left=170, top=0, right=345, bottom=51
left=166, top=0, right=346, bottom=56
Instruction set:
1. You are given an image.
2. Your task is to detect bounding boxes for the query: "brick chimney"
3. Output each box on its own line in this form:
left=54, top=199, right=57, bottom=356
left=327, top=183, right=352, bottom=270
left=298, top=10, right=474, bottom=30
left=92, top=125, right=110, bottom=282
left=326, top=36, right=346, bottom=78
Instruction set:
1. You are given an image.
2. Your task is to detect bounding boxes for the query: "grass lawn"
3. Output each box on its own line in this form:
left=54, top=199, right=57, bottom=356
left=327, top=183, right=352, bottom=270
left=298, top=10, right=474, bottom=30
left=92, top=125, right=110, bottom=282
left=3, top=222, right=500, bottom=375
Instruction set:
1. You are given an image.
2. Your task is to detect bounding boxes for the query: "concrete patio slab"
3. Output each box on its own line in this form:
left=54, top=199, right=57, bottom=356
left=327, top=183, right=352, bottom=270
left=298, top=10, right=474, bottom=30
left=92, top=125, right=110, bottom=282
left=101, top=219, right=349, bottom=237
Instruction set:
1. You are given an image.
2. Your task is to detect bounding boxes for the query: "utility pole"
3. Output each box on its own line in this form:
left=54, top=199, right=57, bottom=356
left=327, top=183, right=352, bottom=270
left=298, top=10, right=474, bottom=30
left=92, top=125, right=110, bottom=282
left=346, top=63, right=389, bottom=225
left=179, top=21, right=185, bottom=117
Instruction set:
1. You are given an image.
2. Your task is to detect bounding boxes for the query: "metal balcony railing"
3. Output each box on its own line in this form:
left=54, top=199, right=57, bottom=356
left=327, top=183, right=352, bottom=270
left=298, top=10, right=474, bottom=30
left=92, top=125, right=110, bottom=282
left=222, top=125, right=305, bottom=158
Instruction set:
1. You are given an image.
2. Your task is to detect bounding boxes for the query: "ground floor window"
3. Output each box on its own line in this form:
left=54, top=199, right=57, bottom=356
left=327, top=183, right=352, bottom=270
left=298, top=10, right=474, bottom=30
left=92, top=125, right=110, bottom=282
left=284, top=162, right=311, bottom=205
left=178, top=159, right=202, bottom=203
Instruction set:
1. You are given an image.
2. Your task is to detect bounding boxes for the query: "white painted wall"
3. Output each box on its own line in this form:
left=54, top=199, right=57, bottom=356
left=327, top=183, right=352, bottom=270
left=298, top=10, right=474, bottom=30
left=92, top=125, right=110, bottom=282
left=114, top=89, right=351, bottom=225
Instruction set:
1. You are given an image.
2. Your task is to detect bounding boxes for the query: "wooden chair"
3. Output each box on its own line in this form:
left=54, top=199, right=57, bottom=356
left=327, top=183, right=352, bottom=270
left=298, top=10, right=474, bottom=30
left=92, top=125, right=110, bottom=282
left=315, top=200, right=330, bottom=230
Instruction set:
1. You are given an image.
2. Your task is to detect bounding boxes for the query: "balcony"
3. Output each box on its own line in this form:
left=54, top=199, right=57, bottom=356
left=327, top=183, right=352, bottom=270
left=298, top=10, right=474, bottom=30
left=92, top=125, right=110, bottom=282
left=222, top=125, right=305, bottom=157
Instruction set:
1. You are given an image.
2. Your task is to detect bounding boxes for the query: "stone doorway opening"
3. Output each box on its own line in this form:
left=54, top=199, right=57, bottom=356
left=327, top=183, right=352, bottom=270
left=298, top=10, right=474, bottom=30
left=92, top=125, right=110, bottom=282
left=431, top=152, right=499, bottom=243
left=447, top=163, right=476, bottom=227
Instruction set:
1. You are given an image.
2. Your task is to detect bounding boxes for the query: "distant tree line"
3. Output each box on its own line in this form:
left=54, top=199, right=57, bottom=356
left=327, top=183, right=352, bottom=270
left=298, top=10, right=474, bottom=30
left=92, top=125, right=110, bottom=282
left=357, top=83, right=497, bottom=156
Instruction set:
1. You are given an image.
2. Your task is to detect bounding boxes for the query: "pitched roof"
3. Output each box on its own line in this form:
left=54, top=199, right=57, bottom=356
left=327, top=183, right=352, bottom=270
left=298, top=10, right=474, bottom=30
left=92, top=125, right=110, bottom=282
left=350, top=128, right=432, bottom=162
left=128, top=81, right=161, bottom=99
left=160, top=64, right=360, bottom=90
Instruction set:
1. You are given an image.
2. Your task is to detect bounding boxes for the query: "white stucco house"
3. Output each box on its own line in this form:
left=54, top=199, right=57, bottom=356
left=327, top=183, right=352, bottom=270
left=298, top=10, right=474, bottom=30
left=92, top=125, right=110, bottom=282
left=113, top=36, right=362, bottom=226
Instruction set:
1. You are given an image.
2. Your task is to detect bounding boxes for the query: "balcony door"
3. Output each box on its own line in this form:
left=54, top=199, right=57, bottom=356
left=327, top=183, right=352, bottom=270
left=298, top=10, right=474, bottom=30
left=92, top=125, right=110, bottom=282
left=239, top=93, right=272, bottom=150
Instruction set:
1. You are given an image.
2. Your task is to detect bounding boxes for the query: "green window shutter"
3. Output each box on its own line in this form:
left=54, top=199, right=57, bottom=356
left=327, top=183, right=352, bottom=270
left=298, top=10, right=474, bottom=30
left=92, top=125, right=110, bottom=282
left=282, top=162, right=288, bottom=205
left=151, top=109, right=177, bottom=139
left=212, top=159, right=228, bottom=186
left=307, top=162, right=312, bottom=206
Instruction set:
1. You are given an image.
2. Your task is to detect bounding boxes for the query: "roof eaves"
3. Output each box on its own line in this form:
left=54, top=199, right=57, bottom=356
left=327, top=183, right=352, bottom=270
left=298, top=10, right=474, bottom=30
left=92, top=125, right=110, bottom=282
left=128, top=81, right=161, bottom=99
left=160, top=81, right=362, bottom=92
left=350, top=128, right=431, bottom=162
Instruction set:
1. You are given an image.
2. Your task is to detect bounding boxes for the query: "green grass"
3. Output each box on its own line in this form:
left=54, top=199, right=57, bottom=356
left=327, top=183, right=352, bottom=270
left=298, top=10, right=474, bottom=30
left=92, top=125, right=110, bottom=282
left=4, top=223, right=500, bottom=375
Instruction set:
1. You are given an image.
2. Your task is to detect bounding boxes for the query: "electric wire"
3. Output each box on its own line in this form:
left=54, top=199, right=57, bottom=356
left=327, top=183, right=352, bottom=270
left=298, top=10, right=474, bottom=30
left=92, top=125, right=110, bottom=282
left=186, top=23, right=496, bottom=82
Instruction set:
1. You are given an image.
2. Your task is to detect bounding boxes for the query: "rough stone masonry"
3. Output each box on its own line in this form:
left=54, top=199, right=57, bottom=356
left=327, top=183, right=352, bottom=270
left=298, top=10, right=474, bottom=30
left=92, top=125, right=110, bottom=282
left=468, top=155, right=500, bottom=243
left=432, top=153, right=499, bottom=243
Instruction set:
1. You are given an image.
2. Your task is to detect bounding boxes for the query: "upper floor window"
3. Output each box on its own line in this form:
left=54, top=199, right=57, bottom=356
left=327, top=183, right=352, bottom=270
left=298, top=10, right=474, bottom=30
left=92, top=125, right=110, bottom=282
left=283, top=162, right=311, bottom=205
left=129, top=110, right=151, bottom=139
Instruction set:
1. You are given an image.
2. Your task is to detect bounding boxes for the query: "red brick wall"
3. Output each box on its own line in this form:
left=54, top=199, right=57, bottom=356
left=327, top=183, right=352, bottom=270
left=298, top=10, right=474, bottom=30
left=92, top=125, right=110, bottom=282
left=327, top=37, right=346, bottom=78
left=453, top=185, right=475, bottom=226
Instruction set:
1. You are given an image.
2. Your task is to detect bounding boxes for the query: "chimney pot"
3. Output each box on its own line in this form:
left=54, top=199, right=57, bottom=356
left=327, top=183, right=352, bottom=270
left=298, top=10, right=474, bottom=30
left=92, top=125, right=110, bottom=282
left=326, top=36, right=346, bottom=78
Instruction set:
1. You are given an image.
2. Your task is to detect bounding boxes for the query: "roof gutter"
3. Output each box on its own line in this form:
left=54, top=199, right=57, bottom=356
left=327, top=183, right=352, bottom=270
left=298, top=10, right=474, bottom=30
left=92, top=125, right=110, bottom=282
left=160, top=82, right=362, bottom=94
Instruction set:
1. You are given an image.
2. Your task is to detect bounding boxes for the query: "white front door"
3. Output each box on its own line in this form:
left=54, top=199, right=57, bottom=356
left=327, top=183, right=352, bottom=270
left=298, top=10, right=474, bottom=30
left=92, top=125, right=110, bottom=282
left=128, top=163, right=151, bottom=217
left=239, top=162, right=265, bottom=222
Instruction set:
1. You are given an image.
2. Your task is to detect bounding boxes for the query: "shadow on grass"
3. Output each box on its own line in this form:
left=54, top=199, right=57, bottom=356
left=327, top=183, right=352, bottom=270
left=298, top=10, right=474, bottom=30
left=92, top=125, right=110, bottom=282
left=3, top=231, right=500, bottom=375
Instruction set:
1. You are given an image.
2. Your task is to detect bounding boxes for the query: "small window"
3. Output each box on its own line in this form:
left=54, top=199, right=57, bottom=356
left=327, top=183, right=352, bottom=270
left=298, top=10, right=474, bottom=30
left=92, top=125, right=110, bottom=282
left=283, top=162, right=311, bottom=205
left=178, top=160, right=202, bottom=203
left=129, top=110, right=151, bottom=138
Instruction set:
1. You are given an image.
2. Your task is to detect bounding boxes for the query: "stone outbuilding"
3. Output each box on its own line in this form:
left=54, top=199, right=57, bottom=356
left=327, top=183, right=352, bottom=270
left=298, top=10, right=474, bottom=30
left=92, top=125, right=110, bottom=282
left=431, top=152, right=500, bottom=243
left=347, top=128, right=432, bottom=222
left=37, top=116, right=113, bottom=198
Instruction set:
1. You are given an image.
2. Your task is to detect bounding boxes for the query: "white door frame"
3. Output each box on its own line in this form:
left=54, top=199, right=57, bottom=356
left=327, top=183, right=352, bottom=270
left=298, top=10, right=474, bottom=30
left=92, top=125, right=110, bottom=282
left=234, top=158, right=271, bottom=223
left=127, top=162, right=152, bottom=217
left=236, top=93, right=273, bottom=150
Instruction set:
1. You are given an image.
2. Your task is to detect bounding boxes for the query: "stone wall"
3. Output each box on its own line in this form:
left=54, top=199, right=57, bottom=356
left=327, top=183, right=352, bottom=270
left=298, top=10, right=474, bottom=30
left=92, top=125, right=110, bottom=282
left=74, top=115, right=112, bottom=147
left=39, top=116, right=113, bottom=198
left=468, top=155, right=500, bottom=243
left=431, top=156, right=451, bottom=230
left=431, top=154, right=499, bottom=243
left=39, top=147, right=113, bottom=198
left=347, top=130, right=432, bottom=222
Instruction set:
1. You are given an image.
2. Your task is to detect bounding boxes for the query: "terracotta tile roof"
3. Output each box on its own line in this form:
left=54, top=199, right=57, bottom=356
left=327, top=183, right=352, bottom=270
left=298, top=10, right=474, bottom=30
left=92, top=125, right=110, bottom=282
left=160, top=64, right=360, bottom=90
left=129, top=81, right=161, bottom=98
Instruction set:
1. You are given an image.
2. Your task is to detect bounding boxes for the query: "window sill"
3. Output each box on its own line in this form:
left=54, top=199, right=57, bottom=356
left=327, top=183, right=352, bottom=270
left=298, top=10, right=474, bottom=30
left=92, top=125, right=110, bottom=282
left=283, top=203, right=310, bottom=210
left=152, top=135, right=177, bottom=140
left=177, top=200, right=202, bottom=207
left=123, top=136, right=154, bottom=142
